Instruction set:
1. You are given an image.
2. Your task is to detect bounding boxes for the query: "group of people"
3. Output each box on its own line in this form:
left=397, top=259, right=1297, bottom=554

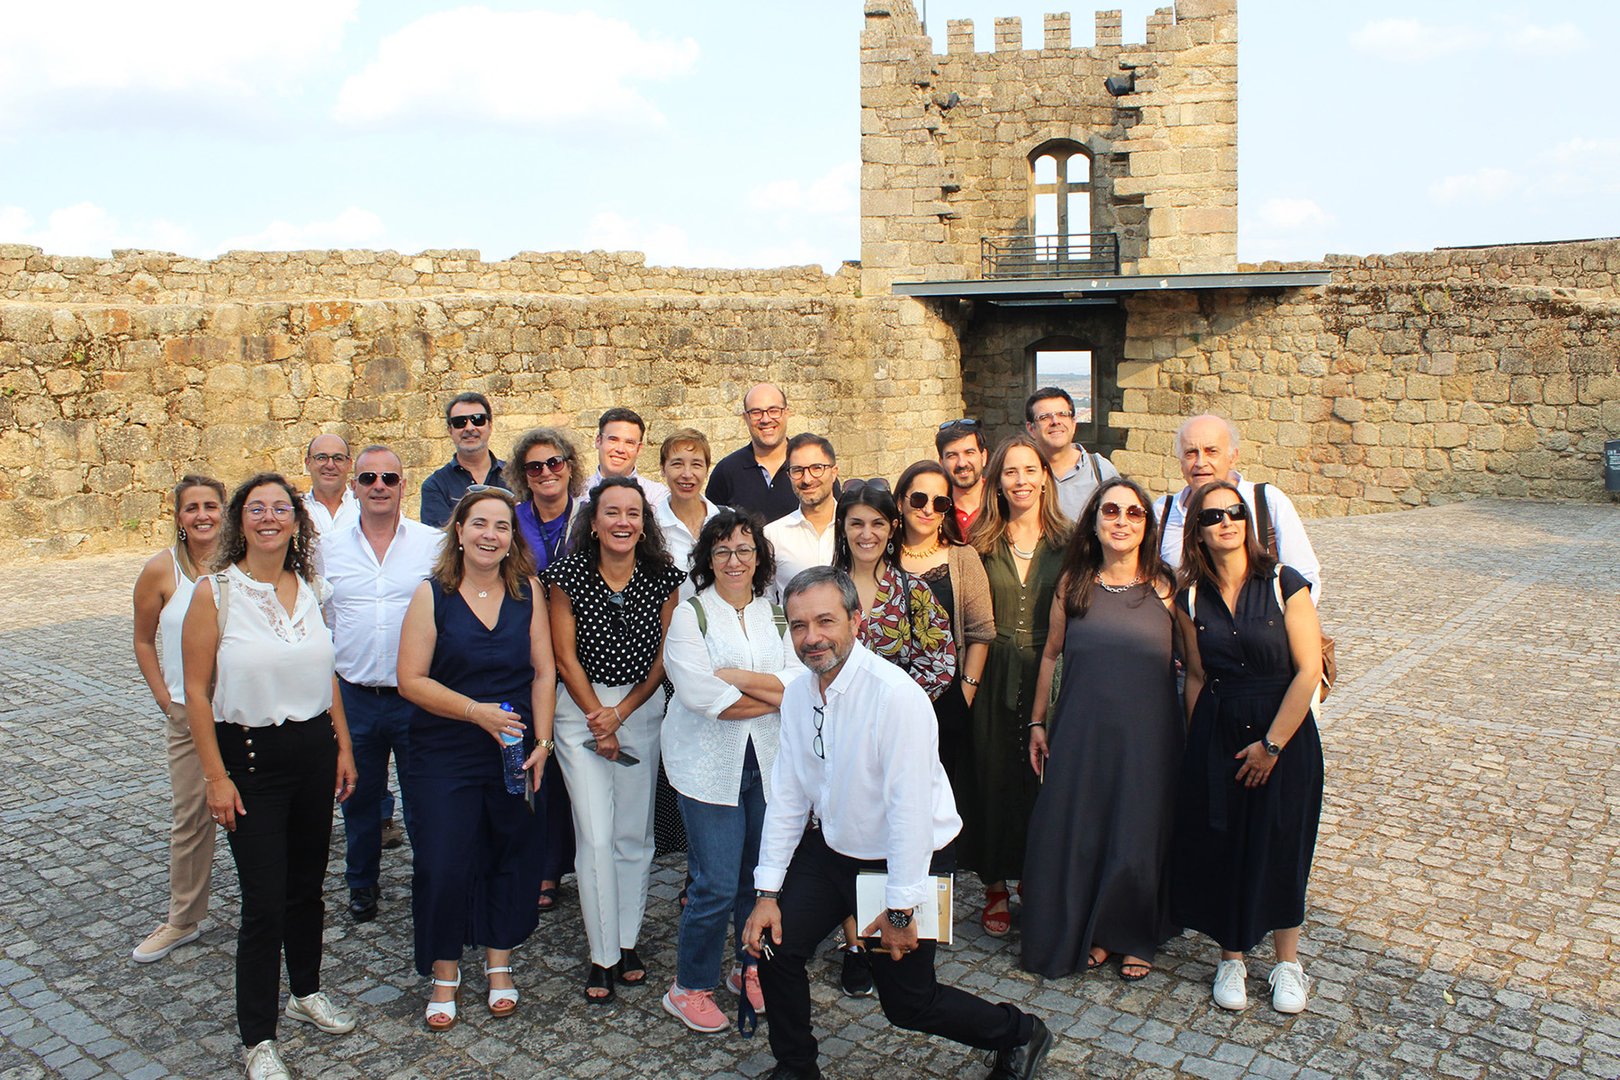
left=130, top=381, right=1325, bottom=1080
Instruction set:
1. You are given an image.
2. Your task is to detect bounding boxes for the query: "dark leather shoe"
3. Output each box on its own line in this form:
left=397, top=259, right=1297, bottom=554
left=766, top=1065, right=822, bottom=1080
left=988, top=1016, right=1053, bottom=1080
left=348, top=887, right=378, bottom=923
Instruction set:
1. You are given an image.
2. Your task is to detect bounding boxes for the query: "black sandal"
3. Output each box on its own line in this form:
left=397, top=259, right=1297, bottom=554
left=537, top=886, right=559, bottom=912
left=618, top=947, right=647, bottom=985
left=584, top=963, right=616, bottom=1004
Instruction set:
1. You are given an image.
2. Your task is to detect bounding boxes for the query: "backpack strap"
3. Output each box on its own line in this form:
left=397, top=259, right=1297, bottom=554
left=1089, top=449, right=1101, bottom=484
left=770, top=603, right=788, bottom=639
left=1187, top=581, right=1197, bottom=620
left=1253, top=483, right=1277, bottom=556
left=687, top=595, right=708, bottom=637
left=1156, top=494, right=1171, bottom=527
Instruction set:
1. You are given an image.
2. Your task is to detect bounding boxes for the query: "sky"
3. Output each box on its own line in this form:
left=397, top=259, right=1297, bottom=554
left=1, top=0, right=1615, bottom=271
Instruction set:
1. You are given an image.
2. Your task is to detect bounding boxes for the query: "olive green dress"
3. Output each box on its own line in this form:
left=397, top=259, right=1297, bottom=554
left=956, top=538, right=1063, bottom=883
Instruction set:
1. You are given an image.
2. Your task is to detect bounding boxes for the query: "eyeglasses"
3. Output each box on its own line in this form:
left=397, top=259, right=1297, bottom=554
left=905, top=491, right=953, bottom=514
left=937, top=417, right=980, bottom=431
left=743, top=406, right=786, bottom=422
left=357, top=471, right=402, bottom=488
left=787, top=462, right=834, bottom=480
left=1196, top=503, right=1249, bottom=528
left=811, top=704, right=825, bottom=760
left=523, top=456, right=569, bottom=476
left=245, top=503, right=295, bottom=520
left=1033, top=409, right=1076, bottom=425
left=448, top=412, right=490, bottom=429
left=712, top=546, right=757, bottom=564
left=310, top=452, right=350, bottom=465
left=1099, top=502, right=1147, bottom=522
left=840, top=477, right=890, bottom=499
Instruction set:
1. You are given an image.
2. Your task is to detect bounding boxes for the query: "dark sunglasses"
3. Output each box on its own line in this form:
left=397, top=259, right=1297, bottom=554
left=448, top=412, right=490, bottom=429
left=1099, top=501, right=1146, bottom=522
left=523, top=456, right=569, bottom=476
left=937, top=417, right=980, bottom=431
left=1196, top=503, right=1249, bottom=528
left=906, top=491, right=953, bottom=514
left=841, top=477, right=890, bottom=499
left=356, top=471, right=402, bottom=487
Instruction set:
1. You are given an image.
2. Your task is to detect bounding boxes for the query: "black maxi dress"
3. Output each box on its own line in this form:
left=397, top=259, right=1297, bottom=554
left=1021, top=582, right=1182, bottom=976
left=1169, top=565, right=1324, bottom=953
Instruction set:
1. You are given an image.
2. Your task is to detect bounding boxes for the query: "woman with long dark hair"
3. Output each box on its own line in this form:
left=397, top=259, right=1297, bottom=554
left=1021, top=478, right=1182, bottom=980
left=1171, top=479, right=1325, bottom=1015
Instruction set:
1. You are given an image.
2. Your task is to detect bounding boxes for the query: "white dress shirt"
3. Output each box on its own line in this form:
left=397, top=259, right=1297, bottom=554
left=586, top=468, right=670, bottom=506
left=654, top=496, right=720, bottom=602
left=662, top=589, right=805, bottom=806
left=209, top=566, right=335, bottom=728
left=1158, top=472, right=1322, bottom=600
left=319, top=514, right=443, bottom=686
left=762, top=508, right=836, bottom=602
left=303, top=489, right=359, bottom=538
left=754, top=642, right=961, bottom=911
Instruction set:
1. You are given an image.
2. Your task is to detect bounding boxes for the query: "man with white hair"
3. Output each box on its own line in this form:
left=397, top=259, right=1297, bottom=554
left=1157, top=414, right=1322, bottom=599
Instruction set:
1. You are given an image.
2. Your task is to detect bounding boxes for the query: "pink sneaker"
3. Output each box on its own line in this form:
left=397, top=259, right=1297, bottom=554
left=726, top=963, right=766, bottom=1014
left=662, top=983, right=728, bottom=1033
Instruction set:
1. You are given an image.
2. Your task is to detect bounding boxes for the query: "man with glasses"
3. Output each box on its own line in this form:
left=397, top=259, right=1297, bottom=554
left=706, top=383, right=798, bottom=522
left=320, top=445, right=444, bottom=923
left=587, top=406, right=670, bottom=505
left=420, top=392, right=509, bottom=527
left=303, top=433, right=358, bottom=537
left=935, top=418, right=989, bottom=536
left=744, top=567, right=1053, bottom=1080
left=1024, top=387, right=1119, bottom=521
left=763, top=434, right=840, bottom=601
left=1157, top=413, right=1321, bottom=598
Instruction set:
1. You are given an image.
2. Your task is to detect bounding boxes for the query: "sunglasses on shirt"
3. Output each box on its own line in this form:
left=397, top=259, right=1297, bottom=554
left=1196, top=503, right=1249, bottom=528
left=448, top=412, right=490, bottom=429
left=356, top=471, right=402, bottom=488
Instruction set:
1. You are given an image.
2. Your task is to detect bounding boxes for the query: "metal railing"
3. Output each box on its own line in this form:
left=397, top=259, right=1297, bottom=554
left=981, top=233, right=1120, bottom=278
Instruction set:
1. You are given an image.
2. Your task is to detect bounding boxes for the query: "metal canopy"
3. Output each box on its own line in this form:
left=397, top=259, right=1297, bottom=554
left=891, top=269, right=1332, bottom=303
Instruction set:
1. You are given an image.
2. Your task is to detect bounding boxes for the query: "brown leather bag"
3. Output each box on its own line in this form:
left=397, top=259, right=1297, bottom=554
left=1254, top=484, right=1336, bottom=702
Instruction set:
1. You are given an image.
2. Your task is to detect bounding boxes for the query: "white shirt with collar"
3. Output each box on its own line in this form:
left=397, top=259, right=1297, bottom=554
left=303, top=489, right=359, bottom=538
left=586, top=468, right=670, bottom=507
left=762, top=508, right=836, bottom=602
left=1158, top=471, right=1322, bottom=600
left=754, top=642, right=961, bottom=911
left=319, top=514, right=443, bottom=687
left=654, top=495, right=720, bottom=602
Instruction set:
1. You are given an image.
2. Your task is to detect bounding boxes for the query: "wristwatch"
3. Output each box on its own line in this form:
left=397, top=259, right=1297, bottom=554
left=886, top=907, right=914, bottom=930
left=537, top=738, right=556, bottom=752
left=1262, top=737, right=1283, bottom=757
left=756, top=889, right=780, bottom=901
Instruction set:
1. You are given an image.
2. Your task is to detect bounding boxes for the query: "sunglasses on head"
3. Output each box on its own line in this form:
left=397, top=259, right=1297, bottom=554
left=937, top=417, right=980, bottom=431
left=1099, top=501, right=1146, bottom=522
left=523, top=455, right=568, bottom=476
left=841, top=477, right=890, bottom=499
left=357, top=471, right=402, bottom=488
left=905, top=491, right=953, bottom=514
left=448, top=412, right=489, bottom=429
left=1196, top=503, right=1249, bottom=528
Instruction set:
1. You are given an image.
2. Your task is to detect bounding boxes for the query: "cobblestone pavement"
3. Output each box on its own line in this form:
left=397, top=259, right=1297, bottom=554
left=1, top=499, right=1616, bottom=1080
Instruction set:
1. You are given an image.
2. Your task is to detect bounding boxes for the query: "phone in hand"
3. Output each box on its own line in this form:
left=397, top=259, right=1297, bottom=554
left=583, top=738, right=640, bottom=767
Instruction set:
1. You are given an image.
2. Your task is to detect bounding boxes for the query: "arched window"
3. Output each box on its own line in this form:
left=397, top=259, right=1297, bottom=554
left=1030, top=142, right=1093, bottom=263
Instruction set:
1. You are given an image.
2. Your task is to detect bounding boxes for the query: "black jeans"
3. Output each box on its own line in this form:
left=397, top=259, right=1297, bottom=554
left=218, top=716, right=337, bottom=1047
left=758, top=828, right=1032, bottom=1072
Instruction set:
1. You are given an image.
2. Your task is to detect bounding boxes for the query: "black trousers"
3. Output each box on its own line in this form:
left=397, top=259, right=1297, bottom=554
left=218, top=716, right=337, bottom=1047
left=758, top=828, right=1032, bottom=1072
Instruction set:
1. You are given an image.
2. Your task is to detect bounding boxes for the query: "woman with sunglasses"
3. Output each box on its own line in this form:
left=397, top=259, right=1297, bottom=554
left=1020, top=478, right=1182, bottom=981
left=660, top=508, right=804, bottom=1032
left=181, top=473, right=358, bottom=1080
left=545, top=476, right=686, bottom=1002
left=960, top=435, right=1071, bottom=939
left=1170, top=480, right=1325, bottom=1015
left=505, top=428, right=584, bottom=913
left=894, top=460, right=994, bottom=783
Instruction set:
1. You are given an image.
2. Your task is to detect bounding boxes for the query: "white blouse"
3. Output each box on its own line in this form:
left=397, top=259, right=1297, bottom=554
left=662, top=589, right=806, bottom=806
left=209, top=565, right=336, bottom=728
left=653, top=496, right=720, bottom=603
left=158, top=550, right=198, bottom=705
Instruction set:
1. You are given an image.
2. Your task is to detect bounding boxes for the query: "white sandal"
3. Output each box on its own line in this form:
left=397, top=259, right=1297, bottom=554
left=425, top=969, right=461, bottom=1031
left=486, top=964, right=519, bottom=1017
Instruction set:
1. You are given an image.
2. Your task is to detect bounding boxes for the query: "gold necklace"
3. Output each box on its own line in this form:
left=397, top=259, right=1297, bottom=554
left=901, top=536, right=940, bottom=559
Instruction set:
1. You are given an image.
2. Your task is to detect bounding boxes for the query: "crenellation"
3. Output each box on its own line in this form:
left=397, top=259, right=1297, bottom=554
left=994, top=17, right=1023, bottom=52
left=1096, top=10, right=1122, bottom=46
left=947, top=18, right=974, bottom=54
left=1044, top=13, right=1071, bottom=51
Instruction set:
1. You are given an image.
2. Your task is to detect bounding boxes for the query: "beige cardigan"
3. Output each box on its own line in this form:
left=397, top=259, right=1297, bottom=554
left=946, top=542, right=996, bottom=650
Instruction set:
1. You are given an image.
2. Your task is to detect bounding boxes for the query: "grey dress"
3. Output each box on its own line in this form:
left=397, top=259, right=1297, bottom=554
left=1020, top=581, right=1182, bottom=977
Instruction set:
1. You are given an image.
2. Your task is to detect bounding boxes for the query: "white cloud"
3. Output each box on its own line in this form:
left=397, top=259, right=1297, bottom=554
left=582, top=211, right=843, bottom=273
left=1497, top=20, right=1588, bottom=55
left=1545, top=138, right=1620, bottom=198
left=1246, top=197, right=1333, bottom=232
left=0, top=202, right=199, bottom=256
left=748, top=162, right=860, bottom=217
left=0, top=0, right=357, bottom=128
left=1349, top=19, right=1488, bottom=62
left=334, top=7, right=698, bottom=131
left=1429, top=167, right=1525, bottom=206
left=217, top=208, right=389, bottom=252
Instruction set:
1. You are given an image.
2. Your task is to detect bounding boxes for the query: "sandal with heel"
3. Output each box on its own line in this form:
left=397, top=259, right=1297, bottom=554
left=486, top=964, right=518, bottom=1018
left=425, top=969, right=461, bottom=1031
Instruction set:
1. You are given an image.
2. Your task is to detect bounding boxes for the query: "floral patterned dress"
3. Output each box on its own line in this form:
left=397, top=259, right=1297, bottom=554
left=857, top=563, right=956, bottom=701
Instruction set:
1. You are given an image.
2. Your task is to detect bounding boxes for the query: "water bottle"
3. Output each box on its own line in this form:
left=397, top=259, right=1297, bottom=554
left=498, top=702, right=526, bottom=795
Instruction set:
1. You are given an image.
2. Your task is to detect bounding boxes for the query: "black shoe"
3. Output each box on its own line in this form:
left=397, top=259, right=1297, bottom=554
left=766, top=1066, right=822, bottom=1080
left=840, top=945, right=874, bottom=998
left=348, top=887, right=378, bottom=923
left=988, top=1017, right=1053, bottom=1080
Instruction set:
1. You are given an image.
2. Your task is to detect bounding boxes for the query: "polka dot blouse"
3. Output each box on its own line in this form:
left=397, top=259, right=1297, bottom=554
left=545, top=550, right=687, bottom=687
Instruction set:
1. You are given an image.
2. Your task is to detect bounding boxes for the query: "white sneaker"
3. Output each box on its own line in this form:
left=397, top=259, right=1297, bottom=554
left=284, top=991, right=356, bottom=1034
left=132, top=922, right=201, bottom=963
left=1212, top=958, right=1248, bottom=1010
left=1268, top=960, right=1309, bottom=1014
left=244, top=1040, right=291, bottom=1080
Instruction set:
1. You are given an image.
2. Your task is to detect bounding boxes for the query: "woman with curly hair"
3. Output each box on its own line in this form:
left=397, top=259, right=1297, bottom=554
left=181, top=473, right=358, bottom=1080
left=507, top=426, right=585, bottom=574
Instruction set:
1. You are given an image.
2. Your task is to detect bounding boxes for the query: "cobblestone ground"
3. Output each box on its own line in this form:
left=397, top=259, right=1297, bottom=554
left=1, top=499, right=1616, bottom=1080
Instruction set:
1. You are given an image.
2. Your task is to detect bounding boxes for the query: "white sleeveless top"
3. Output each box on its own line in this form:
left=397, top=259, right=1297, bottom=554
left=209, top=565, right=335, bottom=728
left=158, top=549, right=198, bottom=706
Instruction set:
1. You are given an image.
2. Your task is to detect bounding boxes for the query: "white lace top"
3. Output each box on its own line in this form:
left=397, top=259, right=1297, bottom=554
left=209, top=565, right=335, bottom=727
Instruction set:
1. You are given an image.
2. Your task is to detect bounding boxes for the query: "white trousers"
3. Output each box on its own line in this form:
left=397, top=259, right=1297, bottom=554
left=554, top=682, right=663, bottom=969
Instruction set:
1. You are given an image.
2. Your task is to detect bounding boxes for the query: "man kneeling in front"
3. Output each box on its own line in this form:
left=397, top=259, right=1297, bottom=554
left=744, top=566, right=1053, bottom=1079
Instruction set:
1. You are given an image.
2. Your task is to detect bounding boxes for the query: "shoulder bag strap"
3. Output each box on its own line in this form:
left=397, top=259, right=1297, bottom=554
left=687, top=595, right=708, bottom=638
left=1254, top=483, right=1277, bottom=556
left=770, top=603, right=788, bottom=639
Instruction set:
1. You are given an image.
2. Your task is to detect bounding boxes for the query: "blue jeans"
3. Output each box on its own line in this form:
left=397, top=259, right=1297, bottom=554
left=675, top=753, right=766, bottom=991
left=338, top=680, right=416, bottom=891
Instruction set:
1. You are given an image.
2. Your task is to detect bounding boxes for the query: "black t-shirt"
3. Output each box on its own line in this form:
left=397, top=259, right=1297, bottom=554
left=705, top=444, right=799, bottom=523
